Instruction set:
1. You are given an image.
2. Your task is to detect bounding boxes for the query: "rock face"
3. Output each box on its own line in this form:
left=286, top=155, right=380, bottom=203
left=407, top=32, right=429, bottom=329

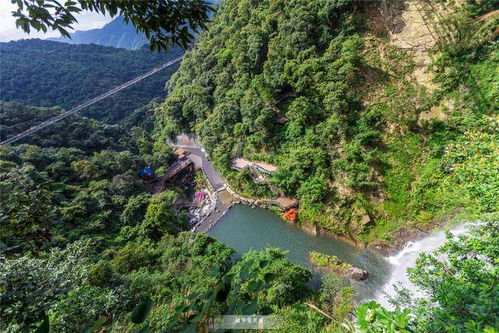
left=369, top=0, right=458, bottom=92
left=347, top=266, right=369, bottom=281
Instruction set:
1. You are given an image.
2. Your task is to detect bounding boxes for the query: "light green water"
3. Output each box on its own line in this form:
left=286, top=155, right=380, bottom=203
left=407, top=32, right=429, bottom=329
left=208, top=204, right=392, bottom=300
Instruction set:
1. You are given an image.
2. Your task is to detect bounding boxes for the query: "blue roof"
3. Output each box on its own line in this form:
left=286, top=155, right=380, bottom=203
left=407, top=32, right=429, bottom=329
left=139, top=166, right=154, bottom=177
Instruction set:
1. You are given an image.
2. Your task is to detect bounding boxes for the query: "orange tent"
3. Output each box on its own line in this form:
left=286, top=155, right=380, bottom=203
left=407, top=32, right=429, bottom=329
left=283, top=208, right=297, bottom=223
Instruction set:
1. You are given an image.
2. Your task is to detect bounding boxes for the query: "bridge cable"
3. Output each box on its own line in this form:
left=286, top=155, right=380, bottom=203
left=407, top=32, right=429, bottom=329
left=1, top=56, right=183, bottom=146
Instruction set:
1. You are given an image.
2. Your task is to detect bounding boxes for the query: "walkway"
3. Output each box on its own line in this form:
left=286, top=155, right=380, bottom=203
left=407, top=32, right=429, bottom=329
left=164, top=157, right=193, bottom=180
left=169, top=135, right=298, bottom=232
left=169, top=140, right=226, bottom=191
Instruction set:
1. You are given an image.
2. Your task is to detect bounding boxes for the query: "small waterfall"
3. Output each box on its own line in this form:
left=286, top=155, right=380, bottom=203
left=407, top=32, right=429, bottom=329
left=376, top=224, right=468, bottom=307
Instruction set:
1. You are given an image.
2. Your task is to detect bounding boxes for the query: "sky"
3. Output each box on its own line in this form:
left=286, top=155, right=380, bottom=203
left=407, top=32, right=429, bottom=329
left=0, top=1, right=113, bottom=42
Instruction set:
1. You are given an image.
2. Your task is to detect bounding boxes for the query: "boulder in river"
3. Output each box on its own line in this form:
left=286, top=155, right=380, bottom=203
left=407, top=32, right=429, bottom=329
left=347, top=266, right=369, bottom=280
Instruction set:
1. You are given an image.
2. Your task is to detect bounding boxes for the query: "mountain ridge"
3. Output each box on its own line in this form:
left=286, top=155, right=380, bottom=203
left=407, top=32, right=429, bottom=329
left=49, top=16, right=148, bottom=50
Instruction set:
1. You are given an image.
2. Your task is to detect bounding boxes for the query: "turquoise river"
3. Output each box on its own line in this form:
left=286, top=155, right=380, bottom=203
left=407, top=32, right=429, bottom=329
left=208, top=204, right=392, bottom=301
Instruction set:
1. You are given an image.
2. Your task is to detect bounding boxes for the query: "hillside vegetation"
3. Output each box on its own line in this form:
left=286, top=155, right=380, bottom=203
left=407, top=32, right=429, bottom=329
left=158, top=0, right=498, bottom=242
left=0, top=39, right=182, bottom=123
left=0, top=104, right=321, bottom=333
left=0, top=0, right=497, bottom=332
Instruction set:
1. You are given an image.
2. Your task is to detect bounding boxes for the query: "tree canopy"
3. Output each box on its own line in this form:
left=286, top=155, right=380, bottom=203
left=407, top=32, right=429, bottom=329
left=0, top=40, right=182, bottom=123
left=1, top=0, right=497, bottom=331
left=158, top=0, right=498, bottom=241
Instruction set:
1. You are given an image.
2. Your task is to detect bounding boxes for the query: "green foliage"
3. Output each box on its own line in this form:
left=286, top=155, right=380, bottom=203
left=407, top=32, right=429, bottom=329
left=157, top=0, right=394, bottom=234
left=2, top=1, right=498, bottom=332
left=0, top=242, right=91, bottom=332
left=350, top=301, right=412, bottom=333
left=273, top=304, right=326, bottom=332
left=356, top=217, right=499, bottom=333
left=309, top=251, right=352, bottom=274
left=318, top=272, right=354, bottom=325
left=408, top=114, right=499, bottom=226
left=0, top=102, right=180, bottom=252
left=227, top=248, right=312, bottom=314
left=0, top=164, right=56, bottom=253
left=11, top=0, right=213, bottom=50
left=131, top=297, right=154, bottom=324
left=34, top=313, right=50, bottom=333
left=0, top=40, right=182, bottom=123
left=49, top=283, right=131, bottom=332
left=405, top=217, right=499, bottom=332
left=142, top=190, right=185, bottom=239
left=227, top=169, right=275, bottom=199
left=438, top=116, right=498, bottom=212
left=157, top=0, right=498, bottom=242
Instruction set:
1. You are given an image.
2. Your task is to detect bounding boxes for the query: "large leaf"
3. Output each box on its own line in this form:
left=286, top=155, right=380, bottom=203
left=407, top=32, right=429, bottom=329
left=247, top=280, right=262, bottom=293
left=264, top=273, right=277, bottom=283
left=242, top=301, right=258, bottom=315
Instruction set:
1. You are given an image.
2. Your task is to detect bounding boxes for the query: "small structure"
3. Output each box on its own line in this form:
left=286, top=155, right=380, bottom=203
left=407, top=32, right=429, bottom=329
left=174, top=148, right=190, bottom=158
left=164, top=157, right=194, bottom=181
left=276, top=197, right=298, bottom=211
left=254, top=161, right=278, bottom=174
left=139, top=166, right=154, bottom=181
left=230, top=158, right=278, bottom=174
left=230, top=158, right=251, bottom=171
left=283, top=208, right=297, bottom=223
left=194, top=190, right=206, bottom=201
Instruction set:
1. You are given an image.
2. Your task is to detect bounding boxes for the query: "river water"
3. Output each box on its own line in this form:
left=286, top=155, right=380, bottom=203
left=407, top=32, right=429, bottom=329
left=208, top=204, right=391, bottom=301
left=208, top=204, right=467, bottom=304
left=174, top=134, right=463, bottom=303
left=379, top=223, right=468, bottom=306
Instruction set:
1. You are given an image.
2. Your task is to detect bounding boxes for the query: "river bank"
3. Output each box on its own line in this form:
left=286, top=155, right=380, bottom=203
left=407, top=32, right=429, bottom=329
left=169, top=136, right=461, bottom=258
left=206, top=202, right=471, bottom=304
left=185, top=162, right=450, bottom=257
left=175, top=149, right=470, bottom=303
left=207, top=204, right=392, bottom=300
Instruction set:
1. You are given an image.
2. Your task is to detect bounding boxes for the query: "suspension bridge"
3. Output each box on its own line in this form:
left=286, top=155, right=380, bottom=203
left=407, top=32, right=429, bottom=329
left=0, top=56, right=183, bottom=146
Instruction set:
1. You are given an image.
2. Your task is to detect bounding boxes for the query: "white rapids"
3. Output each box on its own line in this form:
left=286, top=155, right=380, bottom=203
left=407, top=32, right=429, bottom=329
left=376, top=224, right=468, bottom=307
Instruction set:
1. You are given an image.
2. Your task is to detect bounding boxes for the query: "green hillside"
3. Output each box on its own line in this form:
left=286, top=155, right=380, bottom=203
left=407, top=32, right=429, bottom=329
left=0, top=39, right=183, bottom=123
left=158, top=0, right=498, bottom=242
left=0, top=1, right=497, bottom=332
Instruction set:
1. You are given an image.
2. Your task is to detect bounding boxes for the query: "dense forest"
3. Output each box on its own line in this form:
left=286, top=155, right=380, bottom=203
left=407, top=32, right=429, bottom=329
left=1, top=0, right=497, bottom=332
left=1, top=98, right=496, bottom=331
left=0, top=102, right=349, bottom=331
left=159, top=0, right=498, bottom=242
left=0, top=39, right=183, bottom=123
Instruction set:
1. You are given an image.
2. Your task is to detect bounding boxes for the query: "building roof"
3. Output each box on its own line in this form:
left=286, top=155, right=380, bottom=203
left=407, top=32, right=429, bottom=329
left=139, top=166, right=154, bottom=177
left=230, top=158, right=252, bottom=170
left=276, top=197, right=298, bottom=210
left=230, top=158, right=278, bottom=173
left=253, top=161, right=278, bottom=173
left=174, top=148, right=189, bottom=156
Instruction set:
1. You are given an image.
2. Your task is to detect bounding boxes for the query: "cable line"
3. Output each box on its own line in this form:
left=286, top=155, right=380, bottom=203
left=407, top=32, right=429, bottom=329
left=1, top=56, right=182, bottom=146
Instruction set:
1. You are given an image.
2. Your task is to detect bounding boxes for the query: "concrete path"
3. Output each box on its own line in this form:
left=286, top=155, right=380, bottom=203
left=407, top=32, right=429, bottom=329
left=171, top=144, right=226, bottom=191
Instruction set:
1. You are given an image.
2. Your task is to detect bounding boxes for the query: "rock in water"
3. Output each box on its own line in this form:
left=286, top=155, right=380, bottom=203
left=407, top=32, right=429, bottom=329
left=347, top=267, right=369, bottom=281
